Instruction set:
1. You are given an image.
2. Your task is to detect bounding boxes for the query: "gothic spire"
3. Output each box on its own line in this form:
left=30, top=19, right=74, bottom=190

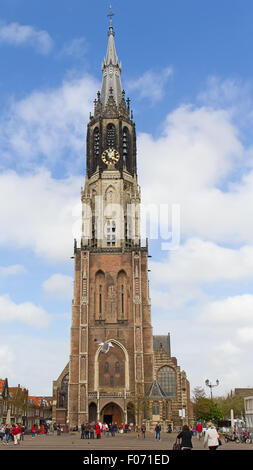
left=100, top=8, right=122, bottom=109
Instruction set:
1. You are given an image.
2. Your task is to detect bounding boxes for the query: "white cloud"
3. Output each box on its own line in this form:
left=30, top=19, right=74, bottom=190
left=201, top=294, right=253, bottom=325
left=215, top=341, right=241, bottom=355
left=0, top=345, right=15, bottom=379
left=138, top=104, right=253, bottom=245
left=0, top=74, right=99, bottom=170
left=42, top=274, right=73, bottom=300
left=60, top=37, right=88, bottom=59
left=150, top=239, right=253, bottom=285
left=0, top=21, right=53, bottom=54
left=237, top=328, right=253, bottom=343
left=0, top=264, right=26, bottom=277
left=128, top=67, right=173, bottom=102
left=0, top=294, right=50, bottom=328
left=0, top=335, right=69, bottom=395
left=0, top=169, right=81, bottom=261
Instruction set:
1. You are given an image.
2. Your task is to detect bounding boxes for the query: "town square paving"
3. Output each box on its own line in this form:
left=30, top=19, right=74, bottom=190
left=0, top=432, right=252, bottom=451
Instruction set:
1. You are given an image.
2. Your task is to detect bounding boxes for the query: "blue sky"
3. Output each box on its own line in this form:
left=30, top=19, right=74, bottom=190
left=1, top=0, right=253, bottom=397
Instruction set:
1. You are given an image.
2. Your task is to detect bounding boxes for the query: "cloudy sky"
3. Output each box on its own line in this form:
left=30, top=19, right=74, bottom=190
left=0, top=0, right=253, bottom=397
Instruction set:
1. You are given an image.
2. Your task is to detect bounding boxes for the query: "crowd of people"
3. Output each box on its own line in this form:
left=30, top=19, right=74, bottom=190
left=0, top=419, right=245, bottom=450
left=0, top=424, right=26, bottom=445
left=79, top=421, right=130, bottom=439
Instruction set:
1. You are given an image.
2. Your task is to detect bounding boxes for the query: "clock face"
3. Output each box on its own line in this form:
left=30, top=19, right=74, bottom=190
left=102, top=148, right=120, bottom=166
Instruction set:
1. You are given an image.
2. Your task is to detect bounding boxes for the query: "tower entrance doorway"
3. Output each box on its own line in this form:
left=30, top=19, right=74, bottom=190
left=101, top=403, right=123, bottom=426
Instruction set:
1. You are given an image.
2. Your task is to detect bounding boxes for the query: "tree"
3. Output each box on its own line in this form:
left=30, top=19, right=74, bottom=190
left=193, top=397, right=222, bottom=422
left=214, top=395, right=244, bottom=419
left=8, top=387, right=28, bottom=422
left=192, top=387, right=206, bottom=401
left=192, top=386, right=223, bottom=422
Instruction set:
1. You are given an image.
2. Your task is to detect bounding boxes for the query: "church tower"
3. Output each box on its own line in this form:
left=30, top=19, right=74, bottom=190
left=67, top=17, right=154, bottom=427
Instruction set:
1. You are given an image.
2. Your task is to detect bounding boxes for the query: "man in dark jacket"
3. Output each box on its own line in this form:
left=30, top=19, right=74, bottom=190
left=155, top=422, right=161, bottom=440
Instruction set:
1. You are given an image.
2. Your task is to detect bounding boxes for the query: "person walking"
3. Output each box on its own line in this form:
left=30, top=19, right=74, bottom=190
left=96, top=422, right=101, bottom=439
left=81, top=423, right=85, bottom=439
left=135, top=424, right=140, bottom=439
left=155, top=422, right=161, bottom=440
left=57, top=424, right=61, bottom=436
left=177, top=425, right=193, bottom=450
left=21, top=424, right=25, bottom=441
left=32, top=423, right=36, bottom=438
left=12, top=424, right=19, bottom=445
left=4, top=425, right=11, bottom=445
left=204, top=422, right=220, bottom=451
left=0, top=424, right=4, bottom=444
left=141, top=423, right=146, bottom=439
left=89, top=422, right=95, bottom=439
left=196, top=422, right=202, bottom=439
left=17, top=424, right=22, bottom=444
left=85, top=422, right=89, bottom=439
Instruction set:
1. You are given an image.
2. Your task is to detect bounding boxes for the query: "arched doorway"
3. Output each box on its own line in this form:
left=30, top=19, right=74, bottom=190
left=89, top=402, right=97, bottom=422
left=100, top=402, right=123, bottom=426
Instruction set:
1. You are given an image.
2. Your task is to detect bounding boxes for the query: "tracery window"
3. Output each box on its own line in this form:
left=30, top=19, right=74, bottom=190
left=93, top=127, right=100, bottom=156
left=152, top=401, right=160, bottom=415
left=107, top=123, right=116, bottom=148
left=104, top=362, right=109, bottom=373
left=106, top=219, right=116, bottom=246
left=157, top=366, right=176, bottom=398
left=115, top=362, right=120, bottom=374
left=122, top=127, right=129, bottom=162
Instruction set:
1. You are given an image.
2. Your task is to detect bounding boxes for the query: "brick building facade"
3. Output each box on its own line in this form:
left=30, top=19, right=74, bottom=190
left=52, top=17, right=192, bottom=430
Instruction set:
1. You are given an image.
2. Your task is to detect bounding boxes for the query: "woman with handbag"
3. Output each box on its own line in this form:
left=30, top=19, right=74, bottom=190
left=176, top=425, right=193, bottom=450
left=203, top=422, right=220, bottom=451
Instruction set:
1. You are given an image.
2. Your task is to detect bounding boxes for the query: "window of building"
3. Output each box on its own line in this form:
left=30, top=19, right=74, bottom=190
left=115, top=362, right=120, bottom=374
left=93, top=127, right=100, bottom=156
left=121, top=285, right=124, bottom=314
left=158, top=366, right=176, bottom=397
left=152, top=401, right=160, bottom=415
left=122, top=127, right=129, bottom=163
left=106, top=219, right=116, bottom=246
left=107, top=124, right=116, bottom=148
left=104, top=362, right=109, bottom=373
left=99, top=285, right=102, bottom=315
left=110, top=376, right=114, bottom=387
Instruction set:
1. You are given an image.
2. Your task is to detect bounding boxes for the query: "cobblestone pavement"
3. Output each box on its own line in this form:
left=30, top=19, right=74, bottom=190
left=0, top=432, right=252, bottom=450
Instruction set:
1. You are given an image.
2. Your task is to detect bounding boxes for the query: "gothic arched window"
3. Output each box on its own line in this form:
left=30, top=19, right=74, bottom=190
left=122, top=127, right=129, bottom=163
left=99, top=285, right=103, bottom=315
left=157, top=366, right=176, bottom=397
left=107, top=123, right=116, bottom=148
left=104, top=362, right=109, bottom=373
left=115, top=362, right=120, bottom=374
left=152, top=401, right=160, bottom=415
left=93, top=127, right=100, bottom=156
left=106, top=219, right=116, bottom=246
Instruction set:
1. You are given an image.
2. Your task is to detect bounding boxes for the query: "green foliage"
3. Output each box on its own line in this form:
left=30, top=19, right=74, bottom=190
left=193, top=397, right=223, bottom=422
left=192, top=386, right=245, bottom=422
left=214, top=394, right=245, bottom=419
left=8, top=387, right=28, bottom=420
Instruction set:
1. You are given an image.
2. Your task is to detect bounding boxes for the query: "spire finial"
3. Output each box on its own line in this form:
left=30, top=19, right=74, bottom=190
left=107, top=4, right=115, bottom=36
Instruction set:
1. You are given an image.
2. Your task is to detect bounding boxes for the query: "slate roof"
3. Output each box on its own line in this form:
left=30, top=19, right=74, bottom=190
left=153, top=334, right=171, bottom=356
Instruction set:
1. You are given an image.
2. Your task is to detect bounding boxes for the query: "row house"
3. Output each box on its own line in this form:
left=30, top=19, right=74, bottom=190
left=0, top=377, right=52, bottom=428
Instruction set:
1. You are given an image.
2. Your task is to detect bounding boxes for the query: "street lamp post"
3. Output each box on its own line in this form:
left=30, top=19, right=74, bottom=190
left=205, top=379, right=219, bottom=422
